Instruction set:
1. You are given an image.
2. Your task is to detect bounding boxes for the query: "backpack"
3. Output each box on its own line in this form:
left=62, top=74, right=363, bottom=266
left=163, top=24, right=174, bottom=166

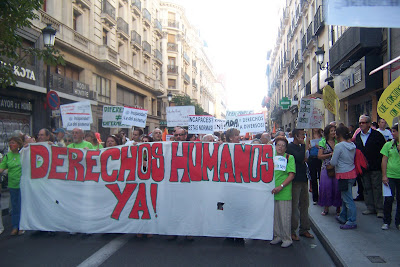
left=354, top=148, right=368, bottom=176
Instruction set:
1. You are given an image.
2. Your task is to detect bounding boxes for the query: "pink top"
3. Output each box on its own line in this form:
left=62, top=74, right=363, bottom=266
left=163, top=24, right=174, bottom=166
left=336, top=168, right=357, bottom=179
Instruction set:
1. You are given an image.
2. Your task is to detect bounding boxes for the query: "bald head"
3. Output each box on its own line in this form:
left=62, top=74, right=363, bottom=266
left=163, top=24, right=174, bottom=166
left=260, top=132, right=271, bottom=144
left=72, top=128, right=84, bottom=144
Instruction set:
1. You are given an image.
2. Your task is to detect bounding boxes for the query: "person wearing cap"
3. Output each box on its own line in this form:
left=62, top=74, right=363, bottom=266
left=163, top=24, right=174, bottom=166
left=54, top=128, right=66, bottom=147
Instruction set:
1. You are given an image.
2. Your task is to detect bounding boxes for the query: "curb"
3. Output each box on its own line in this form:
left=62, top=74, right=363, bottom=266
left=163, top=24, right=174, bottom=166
left=309, top=215, right=346, bottom=267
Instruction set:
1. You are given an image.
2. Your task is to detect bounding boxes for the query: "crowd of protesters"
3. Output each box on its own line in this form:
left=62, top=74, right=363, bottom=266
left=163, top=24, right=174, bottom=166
left=0, top=116, right=399, bottom=249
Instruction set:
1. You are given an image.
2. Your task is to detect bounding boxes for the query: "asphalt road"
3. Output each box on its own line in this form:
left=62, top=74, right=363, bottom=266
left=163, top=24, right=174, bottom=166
left=0, top=216, right=335, bottom=267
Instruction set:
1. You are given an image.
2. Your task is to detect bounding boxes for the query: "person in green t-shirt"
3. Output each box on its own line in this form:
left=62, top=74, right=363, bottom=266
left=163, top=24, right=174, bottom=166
left=380, top=123, right=400, bottom=230
left=0, top=137, right=25, bottom=236
left=85, top=131, right=103, bottom=149
left=270, top=136, right=296, bottom=248
left=67, top=128, right=94, bottom=149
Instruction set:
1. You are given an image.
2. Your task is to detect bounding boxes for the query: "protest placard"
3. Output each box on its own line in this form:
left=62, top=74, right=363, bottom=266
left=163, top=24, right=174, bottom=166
left=60, top=101, right=93, bottom=130
left=377, top=75, right=400, bottom=127
left=20, top=142, right=274, bottom=240
left=121, top=106, right=148, bottom=128
left=225, top=110, right=253, bottom=129
left=296, top=99, right=324, bottom=129
left=323, top=85, right=339, bottom=118
left=213, top=119, right=226, bottom=132
left=188, top=115, right=214, bottom=134
left=238, top=113, right=266, bottom=134
left=102, top=106, right=129, bottom=128
left=166, top=106, right=195, bottom=127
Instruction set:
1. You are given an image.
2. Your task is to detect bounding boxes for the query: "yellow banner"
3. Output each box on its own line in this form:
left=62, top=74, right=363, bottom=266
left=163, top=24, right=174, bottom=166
left=323, top=85, right=339, bottom=117
left=377, top=75, right=400, bottom=127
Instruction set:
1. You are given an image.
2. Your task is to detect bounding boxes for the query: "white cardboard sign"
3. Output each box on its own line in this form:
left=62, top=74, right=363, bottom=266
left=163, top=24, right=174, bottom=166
left=121, top=107, right=148, bottom=128
left=188, top=115, right=214, bottom=134
left=166, top=106, right=195, bottom=127
left=213, top=119, right=226, bottom=132
left=60, top=101, right=93, bottom=130
left=238, top=113, right=266, bottom=134
left=102, top=106, right=129, bottom=128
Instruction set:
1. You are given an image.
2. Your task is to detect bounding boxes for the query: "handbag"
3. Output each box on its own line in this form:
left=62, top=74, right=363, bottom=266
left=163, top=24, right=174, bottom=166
left=326, top=164, right=335, bottom=177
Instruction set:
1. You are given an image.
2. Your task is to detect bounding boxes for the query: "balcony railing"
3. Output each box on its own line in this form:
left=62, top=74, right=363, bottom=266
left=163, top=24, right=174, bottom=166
left=192, top=79, right=197, bottom=88
left=143, top=8, right=151, bottom=23
left=183, top=52, right=190, bottom=64
left=294, top=50, right=302, bottom=68
left=101, top=0, right=115, bottom=20
left=306, top=21, right=313, bottom=46
left=168, top=20, right=179, bottom=28
left=132, top=0, right=141, bottom=11
left=167, top=65, right=178, bottom=74
left=301, top=33, right=307, bottom=53
left=314, top=5, right=324, bottom=35
left=131, top=30, right=141, bottom=46
left=167, top=42, right=178, bottom=52
left=154, top=49, right=162, bottom=63
left=142, top=40, right=151, bottom=54
left=49, top=72, right=73, bottom=94
left=183, top=72, right=190, bottom=84
left=117, top=17, right=129, bottom=36
left=154, top=19, right=162, bottom=33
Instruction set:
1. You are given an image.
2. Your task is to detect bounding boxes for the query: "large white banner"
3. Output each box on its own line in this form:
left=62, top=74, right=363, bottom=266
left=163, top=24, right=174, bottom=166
left=296, top=99, right=325, bottom=129
left=60, top=101, right=93, bottom=130
left=213, top=119, right=226, bottom=132
left=102, top=106, right=129, bottom=128
left=166, top=106, right=195, bottom=127
left=188, top=115, right=214, bottom=134
left=20, top=143, right=275, bottom=240
left=238, top=113, right=266, bottom=134
left=225, top=110, right=253, bottom=129
left=121, top=107, right=148, bottom=128
left=325, top=0, right=400, bottom=28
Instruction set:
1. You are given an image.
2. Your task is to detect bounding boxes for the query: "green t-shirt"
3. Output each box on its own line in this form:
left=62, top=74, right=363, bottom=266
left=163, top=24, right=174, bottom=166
left=274, top=153, right=296, bottom=200
left=94, top=143, right=104, bottom=149
left=67, top=141, right=94, bottom=149
left=0, top=152, right=22, bottom=189
left=380, top=141, right=400, bottom=179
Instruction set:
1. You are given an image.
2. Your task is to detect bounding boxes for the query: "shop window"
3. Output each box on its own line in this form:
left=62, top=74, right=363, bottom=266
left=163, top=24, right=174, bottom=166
left=95, top=74, right=111, bottom=103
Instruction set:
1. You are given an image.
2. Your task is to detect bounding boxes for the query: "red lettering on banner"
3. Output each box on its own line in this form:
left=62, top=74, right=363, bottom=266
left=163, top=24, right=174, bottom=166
left=261, top=145, right=274, bottom=183
left=233, top=144, right=251, bottom=183
left=120, top=146, right=137, bottom=182
left=129, top=183, right=150, bottom=219
left=49, top=146, right=67, bottom=180
left=151, top=143, right=164, bottom=182
left=218, top=144, right=234, bottom=182
left=170, top=142, right=189, bottom=182
left=202, top=143, right=219, bottom=181
left=30, top=145, right=49, bottom=179
left=138, top=144, right=151, bottom=181
left=101, top=148, right=120, bottom=182
left=188, top=142, right=202, bottom=181
left=67, top=148, right=85, bottom=181
left=106, top=183, right=137, bottom=220
left=250, top=145, right=262, bottom=182
left=85, top=150, right=101, bottom=182
left=150, top=183, right=158, bottom=217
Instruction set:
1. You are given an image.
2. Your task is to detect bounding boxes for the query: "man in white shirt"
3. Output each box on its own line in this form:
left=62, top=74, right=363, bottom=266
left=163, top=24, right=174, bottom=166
left=377, top=118, right=393, bottom=141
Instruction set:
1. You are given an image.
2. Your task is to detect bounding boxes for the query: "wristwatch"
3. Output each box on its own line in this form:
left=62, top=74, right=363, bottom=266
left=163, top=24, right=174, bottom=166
left=280, top=184, right=284, bottom=188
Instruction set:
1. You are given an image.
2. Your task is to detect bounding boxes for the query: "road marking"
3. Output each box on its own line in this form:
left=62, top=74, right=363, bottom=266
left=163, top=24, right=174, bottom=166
left=77, top=234, right=132, bottom=267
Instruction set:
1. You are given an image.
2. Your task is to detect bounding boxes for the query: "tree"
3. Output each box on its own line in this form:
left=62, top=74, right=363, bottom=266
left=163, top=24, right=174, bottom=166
left=0, top=0, right=64, bottom=88
left=171, top=94, right=209, bottom=115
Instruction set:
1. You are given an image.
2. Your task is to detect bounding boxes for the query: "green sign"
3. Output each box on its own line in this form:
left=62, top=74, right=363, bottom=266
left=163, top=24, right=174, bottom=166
left=279, top=97, right=291, bottom=110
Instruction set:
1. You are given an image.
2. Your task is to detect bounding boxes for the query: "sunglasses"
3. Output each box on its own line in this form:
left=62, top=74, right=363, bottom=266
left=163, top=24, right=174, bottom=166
left=359, top=122, right=368, bottom=125
left=174, top=133, right=185, bottom=137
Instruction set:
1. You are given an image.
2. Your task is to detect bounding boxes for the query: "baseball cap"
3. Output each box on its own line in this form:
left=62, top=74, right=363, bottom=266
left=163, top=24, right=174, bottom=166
left=54, top=128, right=66, bottom=134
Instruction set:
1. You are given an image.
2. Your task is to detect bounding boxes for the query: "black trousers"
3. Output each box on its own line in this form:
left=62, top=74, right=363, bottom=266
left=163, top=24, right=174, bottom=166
left=383, top=178, right=400, bottom=226
left=308, top=157, right=321, bottom=202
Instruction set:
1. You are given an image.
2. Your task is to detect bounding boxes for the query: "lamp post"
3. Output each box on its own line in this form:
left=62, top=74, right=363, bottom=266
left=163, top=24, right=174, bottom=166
left=167, top=91, right=173, bottom=107
left=315, top=47, right=330, bottom=94
left=42, top=24, right=56, bottom=129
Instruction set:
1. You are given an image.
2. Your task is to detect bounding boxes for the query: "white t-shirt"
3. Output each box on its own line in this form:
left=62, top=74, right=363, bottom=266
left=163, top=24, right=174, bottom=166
left=377, top=128, right=393, bottom=141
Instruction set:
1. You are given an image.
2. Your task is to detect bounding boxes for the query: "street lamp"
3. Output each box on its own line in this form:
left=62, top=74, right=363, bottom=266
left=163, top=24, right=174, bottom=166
left=315, top=47, right=328, bottom=70
left=42, top=24, right=57, bottom=129
left=167, top=91, right=173, bottom=106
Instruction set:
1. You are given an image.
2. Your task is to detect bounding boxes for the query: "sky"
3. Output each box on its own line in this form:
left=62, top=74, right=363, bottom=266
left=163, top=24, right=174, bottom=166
left=170, top=0, right=283, bottom=111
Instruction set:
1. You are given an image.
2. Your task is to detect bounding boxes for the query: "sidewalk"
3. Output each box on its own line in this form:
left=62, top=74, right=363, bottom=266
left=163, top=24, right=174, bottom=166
left=309, top=188, right=400, bottom=267
left=1, top=189, right=9, bottom=216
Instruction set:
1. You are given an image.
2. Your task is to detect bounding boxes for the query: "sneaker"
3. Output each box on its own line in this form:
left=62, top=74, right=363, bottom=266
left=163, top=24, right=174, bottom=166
left=340, top=224, right=357, bottom=230
left=270, top=237, right=282, bottom=245
left=313, top=202, right=317, bottom=205
left=335, top=216, right=345, bottom=225
left=362, top=210, right=376, bottom=215
left=18, top=230, right=25, bottom=235
left=381, top=224, right=389, bottom=230
left=281, top=240, right=293, bottom=248
left=377, top=212, right=384, bottom=218
left=10, top=229, right=18, bottom=236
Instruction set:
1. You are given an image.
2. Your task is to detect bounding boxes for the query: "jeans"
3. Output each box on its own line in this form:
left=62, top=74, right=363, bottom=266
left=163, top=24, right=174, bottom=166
left=9, top=188, right=21, bottom=230
left=338, top=179, right=357, bottom=226
left=383, top=178, right=400, bottom=226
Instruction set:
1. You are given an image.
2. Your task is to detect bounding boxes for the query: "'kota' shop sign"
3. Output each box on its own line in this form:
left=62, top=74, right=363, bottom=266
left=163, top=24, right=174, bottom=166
left=279, top=97, right=291, bottom=109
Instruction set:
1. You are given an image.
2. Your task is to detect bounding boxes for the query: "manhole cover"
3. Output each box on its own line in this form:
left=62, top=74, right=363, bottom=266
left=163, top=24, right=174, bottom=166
left=367, top=256, right=386, bottom=263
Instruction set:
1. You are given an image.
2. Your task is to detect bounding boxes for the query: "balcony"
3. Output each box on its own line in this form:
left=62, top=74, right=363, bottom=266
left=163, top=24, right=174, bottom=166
left=314, top=5, right=324, bottom=35
left=143, top=8, right=151, bottom=27
left=142, top=41, right=151, bottom=58
left=117, top=17, right=129, bottom=40
left=307, top=22, right=313, bottom=46
left=183, top=52, right=190, bottom=65
left=192, top=79, right=198, bottom=89
left=301, top=33, right=307, bottom=54
left=154, top=19, right=162, bottom=37
left=301, top=0, right=309, bottom=12
left=183, top=72, right=190, bottom=84
left=167, top=65, right=178, bottom=75
left=131, top=0, right=141, bottom=17
left=131, top=30, right=141, bottom=51
left=49, top=72, right=73, bottom=94
left=167, top=42, right=178, bottom=52
left=329, top=27, right=382, bottom=74
left=168, top=20, right=179, bottom=29
left=101, top=0, right=116, bottom=27
left=99, top=45, right=119, bottom=70
left=294, top=50, right=302, bottom=69
left=154, top=49, right=162, bottom=64
left=282, top=8, right=289, bottom=25
left=289, top=59, right=295, bottom=79
left=73, top=0, right=91, bottom=10
left=192, top=60, right=197, bottom=73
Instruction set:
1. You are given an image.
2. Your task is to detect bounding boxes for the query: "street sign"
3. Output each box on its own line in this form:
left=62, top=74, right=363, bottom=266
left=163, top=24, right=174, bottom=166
left=279, top=97, right=291, bottom=110
left=51, top=109, right=60, bottom=117
left=47, top=90, right=60, bottom=110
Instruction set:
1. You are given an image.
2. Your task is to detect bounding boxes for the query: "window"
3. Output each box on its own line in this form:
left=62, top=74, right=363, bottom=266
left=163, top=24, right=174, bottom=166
left=168, top=34, right=176, bottom=43
left=73, top=9, right=82, bottom=33
left=103, top=28, right=108, bottom=46
left=117, top=86, right=145, bottom=109
left=168, top=57, right=176, bottom=66
left=144, top=60, right=148, bottom=75
left=168, top=79, right=176, bottom=89
left=132, top=52, right=138, bottom=69
left=95, top=75, right=111, bottom=103
left=16, top=40, right=35, bottom=66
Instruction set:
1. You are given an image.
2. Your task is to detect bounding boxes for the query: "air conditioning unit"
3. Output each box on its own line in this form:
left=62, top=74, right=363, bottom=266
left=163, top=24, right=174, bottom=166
left=89, top=91, right=98, bottom=100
